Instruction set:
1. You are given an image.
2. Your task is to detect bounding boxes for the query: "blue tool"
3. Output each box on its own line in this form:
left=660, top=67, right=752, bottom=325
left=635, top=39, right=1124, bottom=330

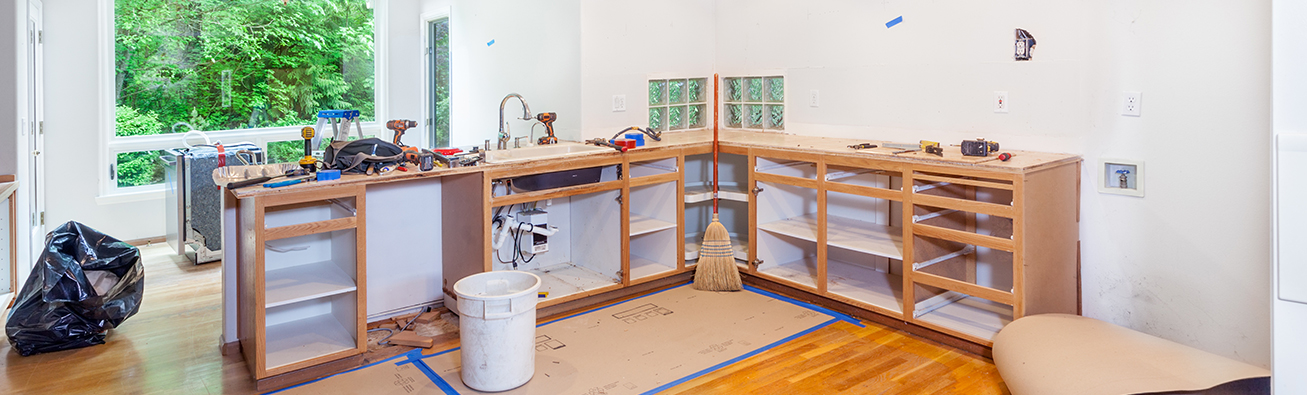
left=264, top=177, right=310, bottom=188
left=317, top=169, right=341, bottom=181
left=624, top=133, right=645, bottom=147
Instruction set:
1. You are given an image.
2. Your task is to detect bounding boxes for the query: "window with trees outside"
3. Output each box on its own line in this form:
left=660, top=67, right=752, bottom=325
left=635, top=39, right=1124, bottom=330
left=111, top=0, right=376, bottom=192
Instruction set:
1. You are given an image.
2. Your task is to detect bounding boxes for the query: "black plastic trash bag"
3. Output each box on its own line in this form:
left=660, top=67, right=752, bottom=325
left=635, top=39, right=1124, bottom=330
left=5, top=221, right=145, bottom=356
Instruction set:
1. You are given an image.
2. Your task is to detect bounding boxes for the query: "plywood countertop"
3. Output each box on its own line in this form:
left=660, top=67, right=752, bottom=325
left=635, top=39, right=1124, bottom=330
left=229, top=128, right=1080, bottom=199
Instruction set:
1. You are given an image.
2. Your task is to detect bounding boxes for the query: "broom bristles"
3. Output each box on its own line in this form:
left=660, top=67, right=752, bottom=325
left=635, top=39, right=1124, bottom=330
left=694, top=214, right=743, bottom=291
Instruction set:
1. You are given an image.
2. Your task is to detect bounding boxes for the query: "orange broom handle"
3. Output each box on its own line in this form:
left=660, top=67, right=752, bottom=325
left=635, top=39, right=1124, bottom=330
left=713, top=73, right=720, bottom=214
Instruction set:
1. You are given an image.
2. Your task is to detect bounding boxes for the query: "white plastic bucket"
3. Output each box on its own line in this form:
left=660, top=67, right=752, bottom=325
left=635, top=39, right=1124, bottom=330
left=453, top=271, right=542, bottom=392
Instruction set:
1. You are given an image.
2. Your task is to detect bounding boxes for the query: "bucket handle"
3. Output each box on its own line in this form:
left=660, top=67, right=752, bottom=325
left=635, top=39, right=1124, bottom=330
left=482, top=296, right=532, bottom=320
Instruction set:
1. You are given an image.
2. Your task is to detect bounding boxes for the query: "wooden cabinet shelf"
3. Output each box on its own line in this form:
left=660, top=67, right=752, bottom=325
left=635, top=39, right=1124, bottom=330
left=264, top=260, right=357, bottom=308
left=758, top=213, right=903, bottom=261
left=684, top=183, right=748, bottom=203
left=629, top=214, right=676, bottom=237
left=264, top=308, right=358, bottom=370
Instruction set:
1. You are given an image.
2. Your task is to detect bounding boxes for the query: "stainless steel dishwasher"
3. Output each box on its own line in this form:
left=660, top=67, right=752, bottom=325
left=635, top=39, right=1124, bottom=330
left=162, top=144, right=264, bottom=264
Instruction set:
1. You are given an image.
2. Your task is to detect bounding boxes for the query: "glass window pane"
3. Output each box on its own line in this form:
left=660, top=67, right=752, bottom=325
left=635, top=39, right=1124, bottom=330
left=688, top=78, right=706, bottom=103
left=688, top=104, right=706, bottom=128
left=669, top=106, right=686, bottom=130
left=429, top=18, right=451, bottom=148
left=747, top=78, right=764, bottom=102
left=114, top=0, right=375, bottom=136
left=116, top=150, right=167, bottom=187
left=649, top=80, right=666, bottom=105
left=649, top=107, right=665, bottom=131
left=766, top=105, right=784, bottom=130
left=725, top=78, right=742, bottom=102
left=668, top=79, right=686, bottom=104
left=267, top=140, right=305, bottom=164
left=747, top=104, right=764, bottom=128
left=726, top=104, right=743, bottom=128
left=766, top=77, right=784, bottom=103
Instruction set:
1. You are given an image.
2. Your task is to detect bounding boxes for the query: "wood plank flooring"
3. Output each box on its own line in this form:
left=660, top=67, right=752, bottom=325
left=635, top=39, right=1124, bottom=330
left=0, top=244, right=1008, bottom=394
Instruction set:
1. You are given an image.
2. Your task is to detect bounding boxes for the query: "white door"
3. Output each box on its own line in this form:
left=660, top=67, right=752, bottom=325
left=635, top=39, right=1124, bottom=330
left=26, top=1, right=44, bottom=260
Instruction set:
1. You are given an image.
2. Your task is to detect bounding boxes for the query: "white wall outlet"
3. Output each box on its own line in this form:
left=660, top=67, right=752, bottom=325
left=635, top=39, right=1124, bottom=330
left=810, top=90, right=820, bottom=107
left=612, top=95, right=626, bottom=112
left=994, top=91, right=1009, bottom=113
left=1122, top=91, right=1142, bottom=116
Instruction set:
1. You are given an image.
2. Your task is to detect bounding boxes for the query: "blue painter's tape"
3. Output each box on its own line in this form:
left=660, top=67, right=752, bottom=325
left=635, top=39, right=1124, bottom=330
left=639, top=318, right=841, bottom=395
left=416, top=359, right=461, bottom=395
left=886, top=15, right=903, bottom=28
left=262, top=349, right=424, bottom=394
left=487, top=39, right=495, bottom=46
left=743, top=284, right=863, bottom=327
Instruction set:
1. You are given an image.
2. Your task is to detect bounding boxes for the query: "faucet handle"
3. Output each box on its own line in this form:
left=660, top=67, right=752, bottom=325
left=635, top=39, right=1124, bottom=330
left=514, top=136, right=527, bottom=148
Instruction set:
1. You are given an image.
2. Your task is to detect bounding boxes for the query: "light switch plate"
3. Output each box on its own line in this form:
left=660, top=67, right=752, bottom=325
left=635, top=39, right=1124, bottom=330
left=612, top=95, right=626, bottom=112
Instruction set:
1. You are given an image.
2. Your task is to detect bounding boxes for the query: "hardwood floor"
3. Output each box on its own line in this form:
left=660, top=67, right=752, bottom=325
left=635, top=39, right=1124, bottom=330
left=0, top=244, right=1008, bottom=394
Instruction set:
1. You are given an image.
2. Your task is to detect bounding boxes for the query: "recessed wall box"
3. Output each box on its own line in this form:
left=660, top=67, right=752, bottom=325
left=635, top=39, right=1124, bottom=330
left=1097, top=158, right=1144, bottom=197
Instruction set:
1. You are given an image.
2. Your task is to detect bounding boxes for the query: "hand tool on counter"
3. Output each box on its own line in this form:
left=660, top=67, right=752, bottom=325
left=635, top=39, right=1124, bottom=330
left=957, top=138, right=1000, bottom=157
left=535, top=112, right=559, bottom=145
left=848, top=143, right=878, bottom=150
left=975, top=152, right=1015, bottom=164
left=225, top=169, right=307, bottom=189
left=263, top=175, right=313, bottom=189
left=586, top=138, right=628, bottom=152
left=298, top=126, right=318, bottom=172
left=884, top=140, right=943, bottom=156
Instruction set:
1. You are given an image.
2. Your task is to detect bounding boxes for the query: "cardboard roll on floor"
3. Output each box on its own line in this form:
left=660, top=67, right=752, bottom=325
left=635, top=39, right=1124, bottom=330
left=993, top=314, right=1269, bottom=395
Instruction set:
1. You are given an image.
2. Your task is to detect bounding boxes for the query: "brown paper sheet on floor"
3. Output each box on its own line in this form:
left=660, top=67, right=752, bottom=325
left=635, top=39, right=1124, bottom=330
left=993, top=314, right=1270, bottom=395
left=278, top=284, right=839, bottom=395
left=419, top=285, right=836, bottom=394
left=275, top=354, right=444, bottom=395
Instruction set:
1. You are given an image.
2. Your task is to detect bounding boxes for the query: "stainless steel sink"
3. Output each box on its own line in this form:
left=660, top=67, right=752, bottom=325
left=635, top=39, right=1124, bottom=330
left=482, top=142, right=612, bottom=164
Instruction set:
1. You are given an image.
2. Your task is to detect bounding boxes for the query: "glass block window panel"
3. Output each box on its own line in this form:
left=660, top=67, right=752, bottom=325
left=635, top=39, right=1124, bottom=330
left=766, top=77, right=784, bottom=103
left=669, top=106, right=687, bottom=130
left=725, top=78, right=742, bottom=101
left=746, top=104, right=764, bottom=128
left=688, top=104, right=706, bottom=128
left=747, top=78, right=764, bottom=102
left=766, top=105, right=784, bottom=130
left=649, top=107, right=666, bottom=131
left=688, top=78, right=706, bottom=103
left=669, top=79, right=687, bottom=104
left=649, top=80, right=666, bottom=105
left=726, top=104, right=743, bottom=127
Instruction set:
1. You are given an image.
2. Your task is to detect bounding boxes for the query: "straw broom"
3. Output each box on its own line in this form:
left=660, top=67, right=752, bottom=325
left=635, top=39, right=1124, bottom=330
left=694, top=73, right=743, bottom=292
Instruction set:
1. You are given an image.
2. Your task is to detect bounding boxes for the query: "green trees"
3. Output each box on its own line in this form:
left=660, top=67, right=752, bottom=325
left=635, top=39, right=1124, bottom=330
left=113, top=0, right=374, bottom=186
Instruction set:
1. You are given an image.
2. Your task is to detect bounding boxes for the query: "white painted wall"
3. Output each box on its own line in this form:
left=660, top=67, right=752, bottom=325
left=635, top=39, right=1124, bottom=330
left=1272, top=0, right=1307, bottom=391
left=577, top=0, right=717, bottom=139
left=415, top=0, right=582, bottom=147
left=1, top=0, right=17, bottom=177
left=714, top=0, right=1270, bottom=367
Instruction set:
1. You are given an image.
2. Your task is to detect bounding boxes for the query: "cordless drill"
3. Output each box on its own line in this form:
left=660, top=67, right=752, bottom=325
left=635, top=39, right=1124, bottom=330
left=386, top=119, right=439, bottom=171
left=536, top=112, right=558, bottom=145
left=299, top=126, right=317, bottom=172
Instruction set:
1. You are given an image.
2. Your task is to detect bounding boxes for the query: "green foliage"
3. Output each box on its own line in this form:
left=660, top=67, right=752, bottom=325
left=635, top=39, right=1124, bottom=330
left=114, top=0, right=375, bottom=136
left=114, top=105, right=167, bottom=187
left=267, top=140, right=304, bottom=164
left=430, top=19, right=450, bottom=147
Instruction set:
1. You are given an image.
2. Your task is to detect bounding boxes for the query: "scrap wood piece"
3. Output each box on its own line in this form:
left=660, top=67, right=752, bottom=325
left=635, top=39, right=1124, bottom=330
left=389, top=331, right=434, bottom=348
left=415, top=311, right=441, bottom=324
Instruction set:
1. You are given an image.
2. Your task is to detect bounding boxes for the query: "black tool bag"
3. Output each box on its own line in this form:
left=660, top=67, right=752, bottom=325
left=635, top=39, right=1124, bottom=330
left=6, top=221, right=144, bottom=356
left=326, top=137, right=406, bottom=174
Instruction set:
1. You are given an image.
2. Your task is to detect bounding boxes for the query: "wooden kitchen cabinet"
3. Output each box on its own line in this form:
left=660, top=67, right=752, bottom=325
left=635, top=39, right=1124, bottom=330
left=746, top=148, right=1078, bottom=346
left=237, top=185, right=367, bottom=379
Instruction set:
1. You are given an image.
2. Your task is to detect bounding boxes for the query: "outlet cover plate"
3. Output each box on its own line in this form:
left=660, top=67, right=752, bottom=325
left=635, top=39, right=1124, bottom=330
left=1122, top=91, right=1141, bottom=116
left=1097, top=158, right=1145, bottom=197
left=612, top=95, right=626, bottom=112
left=810, top=90, right=820, bottom=107
left=994, top=91, right=1009, bottom=113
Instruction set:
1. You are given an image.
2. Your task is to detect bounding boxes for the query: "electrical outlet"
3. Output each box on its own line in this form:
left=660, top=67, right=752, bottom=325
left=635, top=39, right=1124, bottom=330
left=612, top=95, right=626, bottom=112
left=1122, top=91, right=1141, bottom=116
left=994, top=91, right=1009, bottom=113
left=810, top=90, right=820, bottom=107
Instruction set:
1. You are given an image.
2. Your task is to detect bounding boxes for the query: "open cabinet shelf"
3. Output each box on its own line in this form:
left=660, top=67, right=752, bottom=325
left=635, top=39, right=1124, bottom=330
left=629, top=214, right=677, bottom=237
left=757, top=213, right=903, bottom=260
left=264, top=260, right=357, bottom=308
left=685, top=183, right=749, bottom=203
left=264, top=309, right=357, bottom=370
left=913, top=292, right=1013, bottom=341
left=827, top=257, right=903, bottom=314
left=528, top=262, right=621, bottom=303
